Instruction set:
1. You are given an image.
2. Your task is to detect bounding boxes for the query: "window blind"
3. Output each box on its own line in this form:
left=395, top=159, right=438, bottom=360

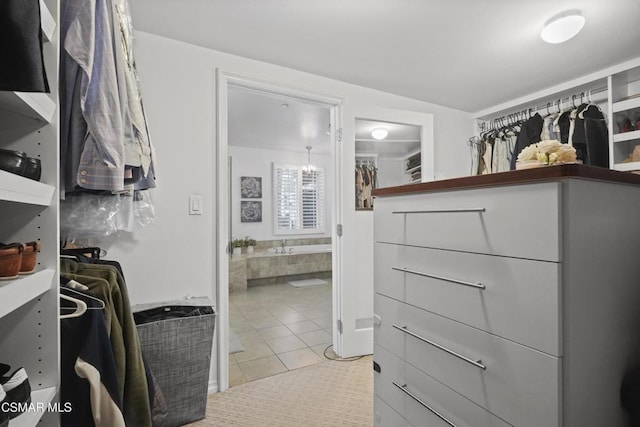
left=273, top=164, right=325, bottom=234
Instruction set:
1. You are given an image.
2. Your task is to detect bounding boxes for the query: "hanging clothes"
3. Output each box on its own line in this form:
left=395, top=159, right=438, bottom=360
left=60, top=0, right=125, bottom=193
left=554, top=109, right=573, bottom=144
left=510, top=113, right=544, bottom=170
left=571, top=103, right=610, bottom=167
left=470, top=91, right=610, bottom=174
left=0, top=0, right=50, bottom=92
left=355, top=162, right=378, bottom=209
left=60, top=0, right=156, bottom=196
left=482, top=135, right=494, bottom=174
left=60, top=282, right=125, bottom=427
left=60, top=256, right=152, bottom=427
left=470, top=126, right=515, bottom=175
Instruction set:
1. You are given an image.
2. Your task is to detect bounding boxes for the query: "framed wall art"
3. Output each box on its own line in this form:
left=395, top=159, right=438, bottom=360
left=240, top=176, right=262, bottom=198
left=241, top=200, right=262, bottom=222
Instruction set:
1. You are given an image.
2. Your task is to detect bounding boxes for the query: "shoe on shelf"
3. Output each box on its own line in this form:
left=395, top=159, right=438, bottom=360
left=0, top=243, right=24, bottom=281
left=0, top=363, right=32, bottom=420
left=19, top=241, right=41, bottom=275
left=0, top=148, right=41, bottom=181
left=617, top=115, right=634, bottom=133
left=0, top=386, right=9, bottom=427
left=24, top=157, right=42, bottom=181
left=0, top=148, right=26, bottom=177
left=633, top=112, right=640, bottom=133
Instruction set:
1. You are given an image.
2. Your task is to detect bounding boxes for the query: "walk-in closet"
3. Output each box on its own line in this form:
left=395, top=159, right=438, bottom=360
left=3, top=1, right=640, bottom=426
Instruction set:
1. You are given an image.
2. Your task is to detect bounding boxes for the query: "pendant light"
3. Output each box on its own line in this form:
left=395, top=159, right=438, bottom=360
left=303, top=146, right=315, bottom=173
left=541, top=10, right=585, bottom=44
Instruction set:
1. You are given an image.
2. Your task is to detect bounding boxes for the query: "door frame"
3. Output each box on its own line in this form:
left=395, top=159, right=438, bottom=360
left=215, top=69, right=343, bottom=391
left=338, top=106, right=435, bottom=357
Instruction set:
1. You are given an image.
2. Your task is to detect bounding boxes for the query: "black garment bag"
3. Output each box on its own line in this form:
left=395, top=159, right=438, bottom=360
left=0, top=0, right=50, bottom=92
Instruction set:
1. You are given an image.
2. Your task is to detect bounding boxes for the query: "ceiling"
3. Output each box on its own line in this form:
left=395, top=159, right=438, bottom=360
left=228, top=86, right=421, bottom=154
left=130, top=0, right=640, bottom=114
left=228, top=86, right=332, bottom=153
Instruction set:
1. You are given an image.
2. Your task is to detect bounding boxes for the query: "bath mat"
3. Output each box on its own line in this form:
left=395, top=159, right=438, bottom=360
left=229, top=329, right=244, bottom=354
left=288, top=278, right=328, bottom=287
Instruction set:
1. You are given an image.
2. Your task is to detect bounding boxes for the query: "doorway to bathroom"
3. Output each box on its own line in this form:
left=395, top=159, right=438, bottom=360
left=226, top=85, right=336, bottom=386
left=216, top=72, right=343, bottom=390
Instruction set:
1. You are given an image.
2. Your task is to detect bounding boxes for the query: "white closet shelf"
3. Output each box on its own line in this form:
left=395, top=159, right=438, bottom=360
left=40, top=0, right=56, bottom=42
left=613, top=130, right=640, bottom=143
left=614, top=161, right=640, bottom=172
left=0, top=170, right=55, bottom=206
left=612, top=95, right=640, bottom=113
left=12, top=386, right=57, bottom=427
left=0, top=269, right=55, bottom=319
left=0, top=91, right=55, bottom=123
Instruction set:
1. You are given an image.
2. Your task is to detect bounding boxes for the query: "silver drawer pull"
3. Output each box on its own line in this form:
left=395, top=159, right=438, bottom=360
left=392, top=324, right=486, bottom=370
left=392, top=208, right=485, bottom=214
left=392, top=382, right=458, bottom=427
left=392, top=266, right=485, bottom=290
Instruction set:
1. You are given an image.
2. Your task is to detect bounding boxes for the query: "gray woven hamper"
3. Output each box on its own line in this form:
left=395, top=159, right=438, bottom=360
left=134, top=297, right=215, bottom=426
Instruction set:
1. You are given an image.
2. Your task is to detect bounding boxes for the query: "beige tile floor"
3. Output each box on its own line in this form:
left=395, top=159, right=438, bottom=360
left=228, top=279, right=335, bottom=386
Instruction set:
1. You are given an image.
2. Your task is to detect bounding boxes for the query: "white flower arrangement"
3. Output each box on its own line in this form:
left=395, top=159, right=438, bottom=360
left=516, top=140, right=577, bottom=169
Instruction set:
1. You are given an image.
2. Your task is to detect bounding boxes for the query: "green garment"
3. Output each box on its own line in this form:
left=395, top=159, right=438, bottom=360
left=61, top=259, right=152, bottom=427
left=61, top=272, right=125, bottom=392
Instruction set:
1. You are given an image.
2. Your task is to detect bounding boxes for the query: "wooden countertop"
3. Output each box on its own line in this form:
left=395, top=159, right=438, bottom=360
left=373, top=164, right=640, bottom=197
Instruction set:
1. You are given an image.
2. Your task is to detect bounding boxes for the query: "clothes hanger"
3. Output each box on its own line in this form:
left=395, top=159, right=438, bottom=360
left=578, top=90, right=603, bottom=118
left=60, top=246, right=102, bottom=260
left=60, top=294, right=88, bottom=319
left=61, top=285, right=106, bottom=309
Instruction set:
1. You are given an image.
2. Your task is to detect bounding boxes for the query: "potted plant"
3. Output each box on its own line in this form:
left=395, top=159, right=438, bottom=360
left=232, top=237, right=243, bottom=255
left=244, top=237, right=256, bottom=253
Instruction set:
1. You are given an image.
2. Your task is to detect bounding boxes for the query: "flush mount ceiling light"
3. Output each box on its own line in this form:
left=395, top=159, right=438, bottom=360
left=541, top=10, right=585, bottom=44
left=371, top=127, right=389, bottom=140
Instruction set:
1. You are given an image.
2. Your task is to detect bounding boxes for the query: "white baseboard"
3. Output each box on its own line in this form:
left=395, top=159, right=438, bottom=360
left=208, top=380, right=219, bottom=394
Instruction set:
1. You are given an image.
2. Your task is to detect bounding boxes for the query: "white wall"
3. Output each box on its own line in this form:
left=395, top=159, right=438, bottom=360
left=229, top=145, right=333, bottom=242
left=376, top=157, right=406, bottom=188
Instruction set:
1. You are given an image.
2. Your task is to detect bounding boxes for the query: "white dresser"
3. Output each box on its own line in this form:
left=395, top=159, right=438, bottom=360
left=372, top=164, right=640, bottom=427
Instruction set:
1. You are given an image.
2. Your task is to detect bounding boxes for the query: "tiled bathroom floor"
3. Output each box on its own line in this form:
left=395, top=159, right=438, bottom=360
left=228, top=280, right=334, bottom=386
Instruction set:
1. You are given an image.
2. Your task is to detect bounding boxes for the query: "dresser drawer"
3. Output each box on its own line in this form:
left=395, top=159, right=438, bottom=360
left=373, top=182, right=560, bottom=261
left=374, top=344, right=512, bottom=427
left=374, top=242, right=561, bottom=355
left=374, top=395, right=414, bottom=427
left=374, top=294, right=560, bottom=427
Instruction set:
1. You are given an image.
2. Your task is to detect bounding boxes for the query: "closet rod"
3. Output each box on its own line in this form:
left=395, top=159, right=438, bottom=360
left=480, top=86, right=607, bottom=131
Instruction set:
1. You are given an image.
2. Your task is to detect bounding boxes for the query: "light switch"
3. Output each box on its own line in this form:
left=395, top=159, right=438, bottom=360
left=189, top=195, right=203, bottom=215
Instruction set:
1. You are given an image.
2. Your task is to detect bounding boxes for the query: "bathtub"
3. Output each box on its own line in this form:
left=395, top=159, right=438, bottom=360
left=267, top=244, right=332, bottom=254
left=236, top=243, right=332, bottom=287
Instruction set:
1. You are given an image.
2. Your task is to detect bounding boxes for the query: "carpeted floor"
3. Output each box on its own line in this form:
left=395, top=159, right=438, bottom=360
left=186, top=355, right=373, bottom=426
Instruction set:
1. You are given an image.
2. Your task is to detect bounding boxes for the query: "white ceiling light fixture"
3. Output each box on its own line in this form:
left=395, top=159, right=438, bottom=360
left=371, top=127, right=389, bottom=140
left=541, top=10, right=585, bottom=44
